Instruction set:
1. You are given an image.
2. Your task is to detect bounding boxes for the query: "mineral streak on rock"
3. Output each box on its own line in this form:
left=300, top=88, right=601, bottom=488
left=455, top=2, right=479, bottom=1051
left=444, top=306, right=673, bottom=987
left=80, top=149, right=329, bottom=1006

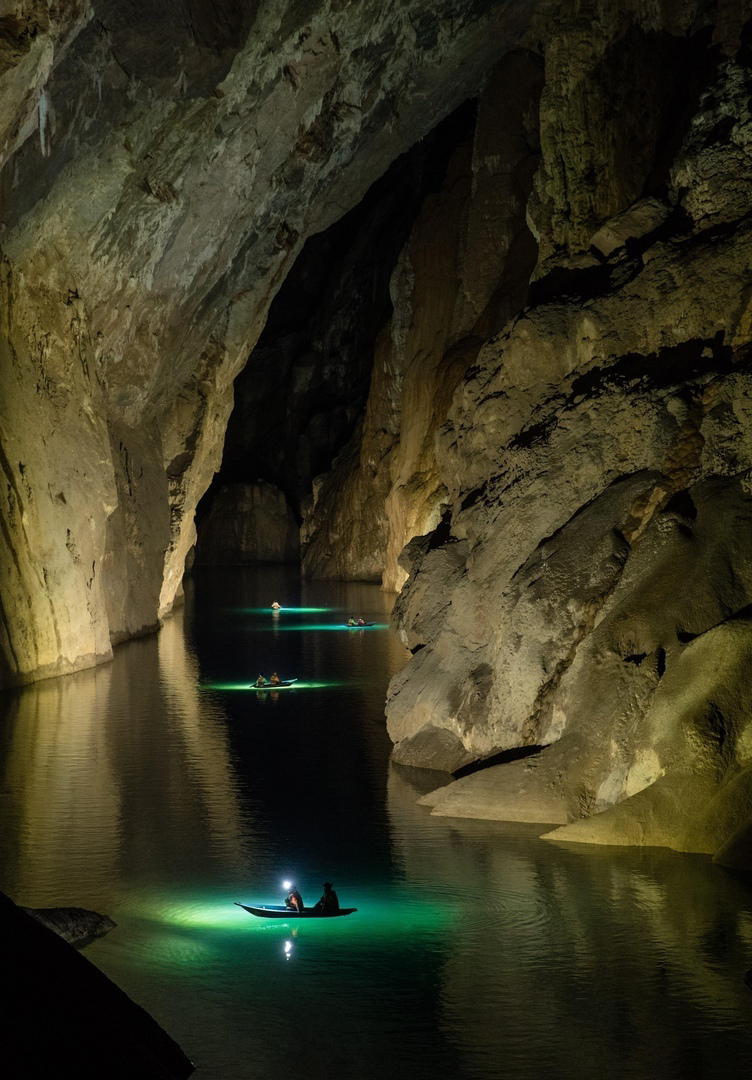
left=0, top=0, right=539, bottom=686
left=301, top=48, right=544, bottom=587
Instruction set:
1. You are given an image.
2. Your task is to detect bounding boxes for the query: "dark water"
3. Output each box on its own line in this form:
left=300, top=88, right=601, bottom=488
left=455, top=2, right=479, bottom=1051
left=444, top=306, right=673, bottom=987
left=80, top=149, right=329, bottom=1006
left=2, top=567, right=752, bottom=1079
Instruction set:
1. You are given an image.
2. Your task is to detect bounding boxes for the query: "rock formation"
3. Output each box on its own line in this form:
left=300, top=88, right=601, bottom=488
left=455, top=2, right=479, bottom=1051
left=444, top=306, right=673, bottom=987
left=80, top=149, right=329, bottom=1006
left=0, top=0, right=533, bottom=687
left=195, top=481, right=299, bottom=564
left=301, top=52, right=543, bottom=587
left=4, top=0, right=752, bottom=866
left=384, top=3, right=752, bottom=863
left=3, top=890, right=193, bottom=1078
left=21, top=903, right=117, bottom=946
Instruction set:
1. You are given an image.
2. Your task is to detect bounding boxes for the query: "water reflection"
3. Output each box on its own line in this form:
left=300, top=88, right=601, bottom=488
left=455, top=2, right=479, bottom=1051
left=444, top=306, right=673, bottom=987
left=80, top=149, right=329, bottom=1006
left=1, top=569, right=751, bottom=1080
left=0, top=611, right=251, bottom=910
left=387, top=764, right=752, bottom=1079
left=0, top=663, right=120, bottom=902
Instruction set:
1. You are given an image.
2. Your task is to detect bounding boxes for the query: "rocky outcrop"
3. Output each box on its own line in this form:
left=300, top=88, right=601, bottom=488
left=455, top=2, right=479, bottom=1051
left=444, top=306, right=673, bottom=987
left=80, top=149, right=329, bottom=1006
left=0, top=0, right=538, bottom=687
left=195, top=481, right=299, bottom=564
left=22, top=904, right=117, bottom=946
left=386, top=4, right=752, bottom=863
left=3, top=890, right=193, bottom=1078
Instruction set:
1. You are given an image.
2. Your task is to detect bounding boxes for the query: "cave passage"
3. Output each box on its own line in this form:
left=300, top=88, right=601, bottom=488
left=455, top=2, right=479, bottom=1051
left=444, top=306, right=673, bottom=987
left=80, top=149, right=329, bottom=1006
left=1, top=566, right=752, bottom=1080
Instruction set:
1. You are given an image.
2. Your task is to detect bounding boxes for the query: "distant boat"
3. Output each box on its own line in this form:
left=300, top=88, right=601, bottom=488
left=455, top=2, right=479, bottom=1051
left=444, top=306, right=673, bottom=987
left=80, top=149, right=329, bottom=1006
left=343, top=623, right=374, bottom=628
left=235, top=903, right=357, bottom=919
left=250, top=679, right=297, bottom=689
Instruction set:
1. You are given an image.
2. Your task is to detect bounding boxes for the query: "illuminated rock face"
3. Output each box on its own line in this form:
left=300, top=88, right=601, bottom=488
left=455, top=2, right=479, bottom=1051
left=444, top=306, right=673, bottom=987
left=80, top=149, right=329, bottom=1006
left=301, top=52, right=543, bottom=587
left=386, top=5, right=752, bottom=861
left=4, top=0, right=752, bottom=864
left=0, top=0, right=537, bottom=687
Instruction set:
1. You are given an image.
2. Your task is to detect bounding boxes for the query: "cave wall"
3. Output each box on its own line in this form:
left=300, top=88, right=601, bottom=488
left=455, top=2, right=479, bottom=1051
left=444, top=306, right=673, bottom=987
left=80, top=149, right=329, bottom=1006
left=4, top=0, right=752, bottom=868
left=193, top=107, right=475, bottom=569
left=0, top=0, right=538, bottom=687
left=301, top=50, right=543, bottom=586
left=384, top=1, right=752, bottom=863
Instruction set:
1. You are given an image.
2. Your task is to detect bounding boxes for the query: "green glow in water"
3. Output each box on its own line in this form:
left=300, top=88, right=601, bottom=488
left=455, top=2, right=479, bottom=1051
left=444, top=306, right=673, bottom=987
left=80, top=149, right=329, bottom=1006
left=154, top=894, right=457, bottom=941
left=200, top=680, right=346, bottom=692
left=236, top=607, right=335, bottom=614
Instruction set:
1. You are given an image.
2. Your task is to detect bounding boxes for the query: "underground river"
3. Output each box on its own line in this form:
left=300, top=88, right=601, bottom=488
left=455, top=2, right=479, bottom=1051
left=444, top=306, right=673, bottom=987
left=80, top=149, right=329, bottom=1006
left=2, top=567, right=752, bottom=1079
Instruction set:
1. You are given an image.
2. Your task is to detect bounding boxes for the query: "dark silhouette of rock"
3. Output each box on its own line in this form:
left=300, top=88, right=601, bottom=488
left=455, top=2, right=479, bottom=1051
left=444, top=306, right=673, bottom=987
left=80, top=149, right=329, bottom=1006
left=2, top=891, right=193, bottom=1078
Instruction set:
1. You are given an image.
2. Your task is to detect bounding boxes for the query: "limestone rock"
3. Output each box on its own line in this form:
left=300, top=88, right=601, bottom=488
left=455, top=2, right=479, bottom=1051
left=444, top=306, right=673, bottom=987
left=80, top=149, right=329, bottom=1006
left=22, top=905, right=117, bottom=947
left=387, top=23, right=752, bottom=861
left=0, top=0, right=537, bottom=687
left=195, top=481, right=299, bottom=564
left=302, top=49, right=543, bottom=589
left=590, top=197, right=670, bottom=258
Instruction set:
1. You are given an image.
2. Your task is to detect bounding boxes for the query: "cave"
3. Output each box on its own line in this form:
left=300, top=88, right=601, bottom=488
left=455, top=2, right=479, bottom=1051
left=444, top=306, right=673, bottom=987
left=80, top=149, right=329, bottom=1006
left=3, top=2, right=752, bottom=1077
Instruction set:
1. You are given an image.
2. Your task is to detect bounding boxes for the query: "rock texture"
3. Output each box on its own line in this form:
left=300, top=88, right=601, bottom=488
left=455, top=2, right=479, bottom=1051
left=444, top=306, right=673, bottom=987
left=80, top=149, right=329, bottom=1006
left=302, top=50, right=543, bottom=587
left=21, top=904, right=117, bottom=946
left=195, top=481, right=299, bottom=564
left=0, top=0, right=536, bottom=687
left=384, top=3, right=752, bottom=864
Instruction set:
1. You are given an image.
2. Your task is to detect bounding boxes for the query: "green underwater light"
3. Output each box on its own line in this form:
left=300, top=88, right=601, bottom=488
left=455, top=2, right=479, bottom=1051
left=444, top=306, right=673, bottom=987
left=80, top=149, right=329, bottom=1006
left=231, top=894, right=457, bottom=939
left=237, top=606, right=335, bottom=614
left=140, top=890, right=458, bottom=944
left=200, top=680, right=346, bottom=692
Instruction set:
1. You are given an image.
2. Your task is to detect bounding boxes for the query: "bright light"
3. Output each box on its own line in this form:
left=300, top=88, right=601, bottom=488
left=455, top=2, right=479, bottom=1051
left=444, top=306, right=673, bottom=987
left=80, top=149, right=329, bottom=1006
left=283, top=880, right=292, bottom=890
left=284, top=940, right=293, bottom=957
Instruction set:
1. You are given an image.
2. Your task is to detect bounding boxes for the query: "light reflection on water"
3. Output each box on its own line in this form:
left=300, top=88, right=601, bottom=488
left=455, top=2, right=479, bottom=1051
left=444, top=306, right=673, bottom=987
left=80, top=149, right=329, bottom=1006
left=0, top=568, right=751, bottom=1079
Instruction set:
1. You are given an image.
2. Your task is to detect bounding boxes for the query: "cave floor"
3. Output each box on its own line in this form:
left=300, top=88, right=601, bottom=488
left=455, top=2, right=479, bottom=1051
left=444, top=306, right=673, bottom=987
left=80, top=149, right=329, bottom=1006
left=1, top=567, right=751, bottom=1079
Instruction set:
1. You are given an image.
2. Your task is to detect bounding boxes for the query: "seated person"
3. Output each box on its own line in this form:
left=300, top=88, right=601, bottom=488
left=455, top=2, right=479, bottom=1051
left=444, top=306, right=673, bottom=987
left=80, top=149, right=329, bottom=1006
left=255, top=673, right=268, bottom=687
left=347, top=617, right=356, bottom=626
left=356, top=616, right=366, bottom=626
left=313, top=882, right=339, bottom=914
left=270, top=672, right=281, bottom=686
left=285, top=885, right=304, bottom=912
left=271, top=601, right=281, bottom=610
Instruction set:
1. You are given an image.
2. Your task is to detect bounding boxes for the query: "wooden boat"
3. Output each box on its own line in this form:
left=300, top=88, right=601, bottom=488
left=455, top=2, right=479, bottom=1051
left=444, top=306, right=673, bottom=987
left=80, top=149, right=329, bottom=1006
left=235, top=903, right=357, bottom=919
left=249, top=679, right=297, bottom=689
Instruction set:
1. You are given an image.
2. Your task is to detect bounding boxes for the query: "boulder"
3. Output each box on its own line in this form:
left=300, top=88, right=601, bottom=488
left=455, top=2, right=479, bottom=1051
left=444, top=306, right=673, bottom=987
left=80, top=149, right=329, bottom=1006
left=21, top=905, right=117, bottom=947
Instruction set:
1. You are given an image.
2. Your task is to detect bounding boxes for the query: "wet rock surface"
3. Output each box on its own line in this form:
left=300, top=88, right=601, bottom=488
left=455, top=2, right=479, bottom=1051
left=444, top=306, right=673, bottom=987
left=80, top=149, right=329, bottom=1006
left=21, top=904, right=117, bottom=946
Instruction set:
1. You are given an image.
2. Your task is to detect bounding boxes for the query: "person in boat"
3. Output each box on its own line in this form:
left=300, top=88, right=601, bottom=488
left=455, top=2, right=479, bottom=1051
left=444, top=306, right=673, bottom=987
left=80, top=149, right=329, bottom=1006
left=255, top=673, right=268, bottom=687
left=313, top=882, right=339, bottom=914
left=270, top=672, right=281, bottom=686
left=271, top=601, right=281, bottom=610
left=356, top=616, right=366, bottom=626
left=285, top=884, right=304, bottom=912
left=347, top=617, right=356, bottom=627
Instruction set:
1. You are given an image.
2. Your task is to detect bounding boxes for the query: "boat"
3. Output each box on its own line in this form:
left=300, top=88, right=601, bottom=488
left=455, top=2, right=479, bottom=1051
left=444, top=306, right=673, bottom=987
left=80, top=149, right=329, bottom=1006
left=250, top=679, right=297, bottom=689
left=343, top=622, right=374, bottom=628
left=235, top=903, right=357, bottom=918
